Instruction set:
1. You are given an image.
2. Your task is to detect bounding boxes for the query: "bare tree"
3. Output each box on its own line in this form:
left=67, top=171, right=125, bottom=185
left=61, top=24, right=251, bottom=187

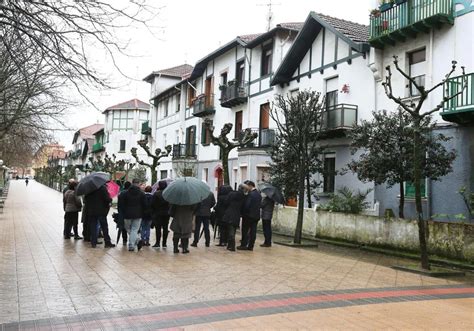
left=131, top=140, right=172, bottom=184
left=203, top=119, right=257, bottom=185
left=382, top=56, right=467, bottom=270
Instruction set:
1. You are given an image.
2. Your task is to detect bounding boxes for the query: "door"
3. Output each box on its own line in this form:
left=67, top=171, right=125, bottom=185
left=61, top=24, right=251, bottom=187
left=185, top=126, right=196, bottom=156
left=235, top=111, right=243, bottom=139
left=205, top=76, right=213, bottom=107
left=259, top=103, right=270, bottom=145
left=236, top=60, right=245, bottom=84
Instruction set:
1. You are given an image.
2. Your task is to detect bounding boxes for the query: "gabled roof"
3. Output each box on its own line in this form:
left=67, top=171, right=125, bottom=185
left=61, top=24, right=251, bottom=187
left=244, top=22, right=304, bottom=48
left=103, top=99, right=150, bottom=113
left=72, top=124, right=104, bottom=144
left=188, top=23, right=302, bottom=81
left=143, top=64, right=194, bottom=83
left=271, top=12, right=370, bottom=86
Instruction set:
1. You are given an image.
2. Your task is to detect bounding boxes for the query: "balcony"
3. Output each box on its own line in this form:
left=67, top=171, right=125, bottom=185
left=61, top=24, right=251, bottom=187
left=369, top=0, right=454, bottom=48
left=441, top=73, right=474, bottom=125
left=220, top=81, right=249, bottom=108
left=193, top=94, right=215, bottom=117
left=141, top=121, right=152, bottom=136
left=172, top=144, right=197, bottom=159
left=238, top=128, right=276, bottom=149
left=320, top=104, right=358, bottom=138
left=92, top=142, right=104, bottom=153
left=71, top=150, right=82, bottom=159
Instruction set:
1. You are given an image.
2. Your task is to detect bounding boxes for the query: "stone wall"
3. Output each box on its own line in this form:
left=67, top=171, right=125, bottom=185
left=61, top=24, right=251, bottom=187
left=272, top=206, right=474, bottom=262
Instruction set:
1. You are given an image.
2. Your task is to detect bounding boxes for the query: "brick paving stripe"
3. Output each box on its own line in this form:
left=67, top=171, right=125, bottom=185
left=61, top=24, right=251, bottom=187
left=1, top=285, right=472, bottom=330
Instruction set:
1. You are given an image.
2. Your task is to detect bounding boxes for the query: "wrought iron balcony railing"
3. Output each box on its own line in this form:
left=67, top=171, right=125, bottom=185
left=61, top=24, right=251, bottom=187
left=220, top=81, right=249, bottom=108
left=441, top=73, right=474, bottom=125
left=172, top=143, right=197, bottom=159
left=193, top=94, right=215, bottom=117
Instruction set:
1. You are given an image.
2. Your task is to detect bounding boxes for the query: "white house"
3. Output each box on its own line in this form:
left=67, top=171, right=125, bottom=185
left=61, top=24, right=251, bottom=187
left=145, top=4, right=473, bottom=219
left=102, top=99, right=150, bottom=169
left=69, top=123, right=104, bottom=170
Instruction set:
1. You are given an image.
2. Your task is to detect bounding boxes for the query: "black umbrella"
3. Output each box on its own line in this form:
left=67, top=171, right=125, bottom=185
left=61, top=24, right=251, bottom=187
left=259, top=183, right=285, bottom=204
left=76, top=172, right=110, bottom=196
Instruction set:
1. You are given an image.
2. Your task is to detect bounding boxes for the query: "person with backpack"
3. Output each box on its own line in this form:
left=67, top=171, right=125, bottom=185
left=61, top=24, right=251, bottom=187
left=141, top=185, right=154, bottom=246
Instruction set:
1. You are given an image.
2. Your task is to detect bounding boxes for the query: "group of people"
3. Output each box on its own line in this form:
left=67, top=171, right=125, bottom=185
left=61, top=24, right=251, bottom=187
left=62, top=177, right=276, bottom=254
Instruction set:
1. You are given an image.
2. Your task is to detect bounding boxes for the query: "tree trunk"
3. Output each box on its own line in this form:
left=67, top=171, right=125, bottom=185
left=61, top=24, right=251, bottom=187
left=306, top=173, right=312, bottom=208
left=151, top=163, right=157, bottom=184
left=294, top=160, right=306, bottom=244
left=222, top=149, right=230, bottom=185
left=399, top=182, right=405, bottom=219
left=413, top=120, right=430, bottom=270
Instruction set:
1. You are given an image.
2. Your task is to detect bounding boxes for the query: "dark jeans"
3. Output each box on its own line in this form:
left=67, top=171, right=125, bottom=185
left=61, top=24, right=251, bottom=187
left=262, top=219, right=272, bottom=244
left=218, top=223, right=228, bottom=245
left=227, top=225, right=237, bottom=249
left=241, top=217, right=259, bottom=249
left=88, top=215, right=111, bottom=246
left=193, top=216, right=210, bottom=244
left=64, top=212, right=79, bottom=237
left=154, top=215, right=170, bottom=245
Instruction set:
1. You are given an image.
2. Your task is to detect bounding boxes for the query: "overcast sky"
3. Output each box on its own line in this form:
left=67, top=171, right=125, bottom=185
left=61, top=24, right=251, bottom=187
left=57, top=0, right=373, bottom=148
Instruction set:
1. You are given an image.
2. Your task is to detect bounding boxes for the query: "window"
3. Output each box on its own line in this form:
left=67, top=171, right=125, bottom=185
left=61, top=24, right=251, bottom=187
left=235, top=111, right=243, bottom=139
left=221, top=72, right=228, bottom=86
left=256, top=166, right=270, bottom=184
left=261, top=43, right=273, bottom=76
left=405, top=181, right=427, bottom=198
left=164, top=99, right=169, bottom=117
left=201, top=120, right=212, bottom=145
left=408, top=48, right=426, bottom=97
left=112, top=110, right=133, bottom=130
left=240, top=166, right=248, bottom=183
left=202, top=168, right=209, bottom=183
left=323, top=154, right=336, bottom=193
left=160, top=170, right=168, bottom=179
left=119, top=140, right=126, bottom=152
left=139, top=111, right=148, bottom=131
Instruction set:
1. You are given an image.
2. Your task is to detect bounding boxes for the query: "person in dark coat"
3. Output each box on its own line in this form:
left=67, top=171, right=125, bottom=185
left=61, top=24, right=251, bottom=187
left=115, top=181, right=131, bottom=245
left=63, top=181, right=83, bottom=239
left=141, top=185, right=154, bottom=246
left=214, top=185, right=232, bottom=247
left=118, top=178, right=146, bottom=252
left=191, top=191, right=216, bottom=247
left=222, top=185, right=246, bottom=251
left=238, top=181, right=262, bottom=251
left=169, top=204, right=196, bottom=254
left=260, top=195, right=275, bottom=247
left=84, top=183, right=115, bottom=248
left=151, top=181, right=170, bottom=248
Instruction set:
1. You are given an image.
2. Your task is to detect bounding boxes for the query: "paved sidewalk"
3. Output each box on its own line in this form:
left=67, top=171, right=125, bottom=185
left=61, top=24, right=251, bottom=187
left=0, top=180, right=472, bottom=330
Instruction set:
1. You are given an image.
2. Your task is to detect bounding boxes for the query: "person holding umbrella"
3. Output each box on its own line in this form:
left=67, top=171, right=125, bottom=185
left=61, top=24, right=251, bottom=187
left=260, top=194, right=275, bottom=247
left=151, top=180, right=170, bottom=248
left=80, top=173, right=115, bottom=248
left=119, top=178, right=146, bottom=252
left=162, top=177, right=211, bottom=254
left=258, top=182, right=284, bottom=247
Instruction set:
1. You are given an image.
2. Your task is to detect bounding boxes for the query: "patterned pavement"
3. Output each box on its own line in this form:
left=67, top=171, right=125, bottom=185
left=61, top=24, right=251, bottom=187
left=0, top=180, right=473, bottom=330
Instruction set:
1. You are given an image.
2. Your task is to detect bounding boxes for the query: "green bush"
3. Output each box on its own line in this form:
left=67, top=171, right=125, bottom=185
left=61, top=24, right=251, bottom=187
left=318, top=186, right=372, bottom=214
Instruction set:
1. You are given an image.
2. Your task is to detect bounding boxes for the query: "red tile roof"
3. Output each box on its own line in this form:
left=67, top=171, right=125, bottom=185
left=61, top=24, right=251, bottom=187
left=157, top=64, right=194, bottom=78
left=316, top=13, right=369, bottom=43
left=76, top=124, right=104, bottom=140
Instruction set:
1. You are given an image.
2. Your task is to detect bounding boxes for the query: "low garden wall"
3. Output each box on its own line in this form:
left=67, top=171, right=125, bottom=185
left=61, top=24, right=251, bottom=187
left=271, top=206, right=474, bottom=263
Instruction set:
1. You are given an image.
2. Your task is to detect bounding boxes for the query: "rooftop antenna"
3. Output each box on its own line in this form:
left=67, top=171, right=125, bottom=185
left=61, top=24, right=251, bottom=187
left=257, top=0, right=281, bottom=32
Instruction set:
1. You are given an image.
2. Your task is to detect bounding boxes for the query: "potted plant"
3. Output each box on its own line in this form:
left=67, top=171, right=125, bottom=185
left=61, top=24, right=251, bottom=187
left=379, top=0, right=394, bottom=12
left=370, top=8, right=381, bottom=18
